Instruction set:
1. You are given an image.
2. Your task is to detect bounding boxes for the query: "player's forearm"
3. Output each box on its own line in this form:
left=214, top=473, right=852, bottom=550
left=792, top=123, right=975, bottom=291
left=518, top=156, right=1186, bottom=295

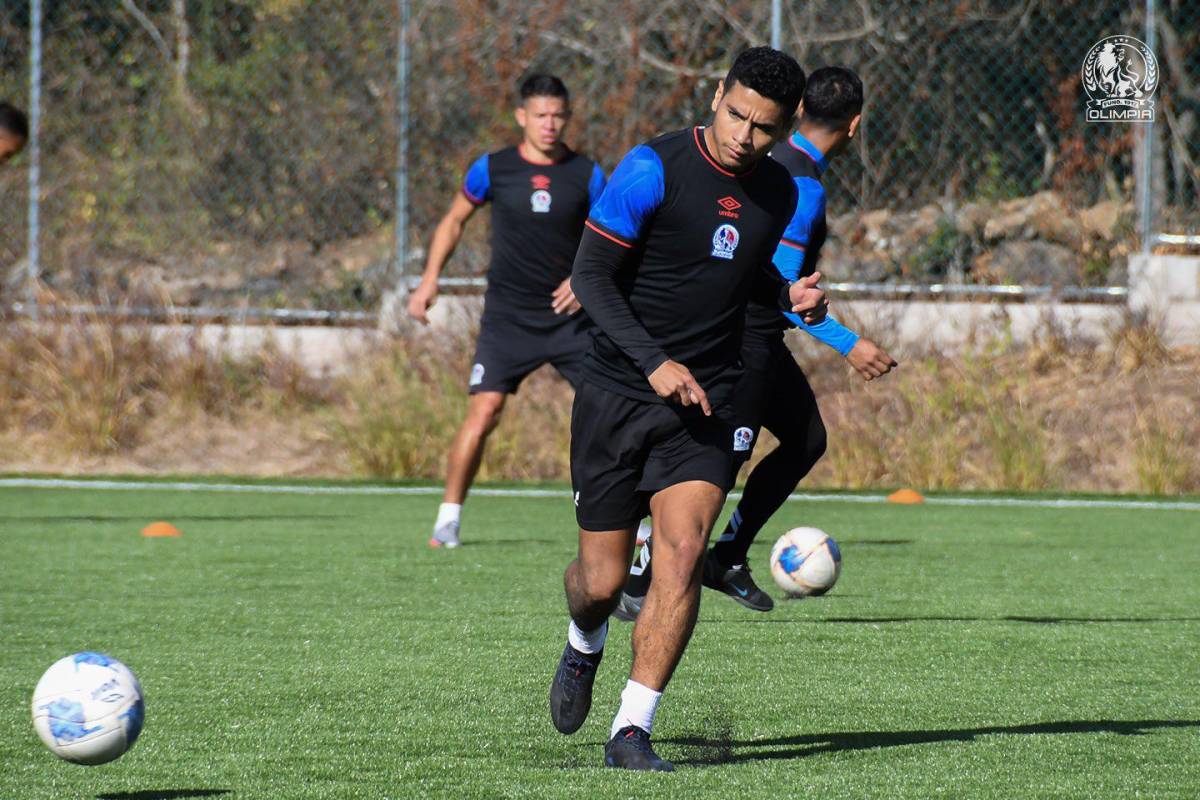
left=793, top=313, right=860, bottom=356
left=571, top=230, right=669, bottom=376
left=418, top=217, right=465, bottom=286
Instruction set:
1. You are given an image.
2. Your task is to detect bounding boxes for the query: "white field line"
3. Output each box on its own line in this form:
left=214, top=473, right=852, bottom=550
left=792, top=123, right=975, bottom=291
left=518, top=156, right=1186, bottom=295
left=1, top=478, right=1199, bottom=512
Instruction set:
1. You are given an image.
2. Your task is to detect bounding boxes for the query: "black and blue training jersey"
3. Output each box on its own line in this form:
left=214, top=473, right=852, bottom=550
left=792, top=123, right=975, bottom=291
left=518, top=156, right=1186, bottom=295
left=463, top=146, right=606, bottom=313
left=744, top=132, right=860, bottom=356
left=570, top=127, right=799, bottom=401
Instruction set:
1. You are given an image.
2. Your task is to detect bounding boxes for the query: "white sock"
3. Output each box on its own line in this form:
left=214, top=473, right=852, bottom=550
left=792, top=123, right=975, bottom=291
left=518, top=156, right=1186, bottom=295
left=435, top=502, right=462, bottom=529
left=611, top=679, right=663, bottom=738
left=567, top=620, right=608, bottom=655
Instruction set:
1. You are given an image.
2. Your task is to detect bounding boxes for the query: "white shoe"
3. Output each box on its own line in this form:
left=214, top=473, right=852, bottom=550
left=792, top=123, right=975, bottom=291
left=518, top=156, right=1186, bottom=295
left=429, top=520, right=461, bottom=548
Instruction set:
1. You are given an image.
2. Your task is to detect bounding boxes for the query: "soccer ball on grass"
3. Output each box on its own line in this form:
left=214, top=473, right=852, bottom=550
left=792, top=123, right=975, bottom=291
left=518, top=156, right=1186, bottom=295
left=769, top=527, right=842, bottom=597
left=31, top=652, right=144, bottom=765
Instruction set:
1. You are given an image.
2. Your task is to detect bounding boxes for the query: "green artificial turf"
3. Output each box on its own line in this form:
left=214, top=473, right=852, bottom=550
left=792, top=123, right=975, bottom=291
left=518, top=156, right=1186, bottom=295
left=1, top=483, right=1198, bottom=799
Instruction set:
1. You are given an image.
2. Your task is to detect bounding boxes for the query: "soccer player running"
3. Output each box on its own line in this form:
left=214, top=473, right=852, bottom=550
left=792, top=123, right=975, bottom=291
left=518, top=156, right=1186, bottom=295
left=548, top=48, right=825, bottom=771
left=616, top=66, right=897, bottom=615
left=0, top=103, right=28, bottom=164
left=408, top=75, right=606, bottom=548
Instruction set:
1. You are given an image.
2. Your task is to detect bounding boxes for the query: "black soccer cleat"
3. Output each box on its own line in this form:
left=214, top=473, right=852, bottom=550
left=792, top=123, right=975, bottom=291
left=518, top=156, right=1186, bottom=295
left=702, top=550, right=774, bottom=612
left=604, top=725, right=675, bottom=772
left=549, top=643, right=602, bottom=734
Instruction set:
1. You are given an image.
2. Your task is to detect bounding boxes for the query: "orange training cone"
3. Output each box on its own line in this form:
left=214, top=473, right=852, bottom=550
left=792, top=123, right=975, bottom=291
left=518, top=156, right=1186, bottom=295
left=887, top=488, right=925, bottom=505
left=141, top=521, right=182, bottom=538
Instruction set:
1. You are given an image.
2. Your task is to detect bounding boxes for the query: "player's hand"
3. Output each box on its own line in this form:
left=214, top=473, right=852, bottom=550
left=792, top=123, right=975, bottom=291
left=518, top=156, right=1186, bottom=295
left=647, top=360, right=712, bottom=416
left=407, top=282, right=437, bottom=325
left=845, top=337, right=898, bottom=381
left=789, top=271, right=828, bottom=324
left=551, top=277, right=581, bottom=315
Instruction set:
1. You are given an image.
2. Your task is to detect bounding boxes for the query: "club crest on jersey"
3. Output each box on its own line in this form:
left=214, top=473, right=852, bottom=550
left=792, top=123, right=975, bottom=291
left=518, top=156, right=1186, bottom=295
left=733, top=426, right=754, bottom=452
left=469, top=363, right=485, bottom=386
left=711, top=224, right=740, bottom=260
left=531, top=189, right=552, bottom=213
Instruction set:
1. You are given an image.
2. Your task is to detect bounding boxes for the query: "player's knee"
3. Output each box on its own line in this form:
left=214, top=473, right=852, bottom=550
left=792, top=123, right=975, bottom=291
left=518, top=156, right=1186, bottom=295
left=808, top=417, right=828, bottom=463
left=579, top=564, right=625, bottom=606
left=465, top=397, right=505, bottom=436
left=654, top=531, right=707, bottom=577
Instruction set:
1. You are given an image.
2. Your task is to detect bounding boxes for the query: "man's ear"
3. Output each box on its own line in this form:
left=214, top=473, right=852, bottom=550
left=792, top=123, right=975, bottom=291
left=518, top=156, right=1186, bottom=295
left=711, top=79, right=725, bottom=113
left=514, top=105, right=527, bottom=128
left=847, top=113, right=862, bottom=139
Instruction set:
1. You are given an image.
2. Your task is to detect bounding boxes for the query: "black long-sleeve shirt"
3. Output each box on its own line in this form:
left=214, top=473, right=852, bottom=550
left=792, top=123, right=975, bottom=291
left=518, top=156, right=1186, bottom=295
left=571, top=127, right=798, bottom=401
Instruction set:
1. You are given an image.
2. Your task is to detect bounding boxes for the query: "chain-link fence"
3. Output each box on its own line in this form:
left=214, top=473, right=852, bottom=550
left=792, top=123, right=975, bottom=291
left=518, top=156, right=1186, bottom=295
left=1, top=0, right=1197, bottom=316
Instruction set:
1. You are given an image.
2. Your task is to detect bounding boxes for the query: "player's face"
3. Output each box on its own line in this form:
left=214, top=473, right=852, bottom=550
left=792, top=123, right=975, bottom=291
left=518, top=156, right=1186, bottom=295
left=708, top=80, right=792, bottom=171
left=515, top=96, right=570, bottom=155
left=0, top=131, right=25, bottom=165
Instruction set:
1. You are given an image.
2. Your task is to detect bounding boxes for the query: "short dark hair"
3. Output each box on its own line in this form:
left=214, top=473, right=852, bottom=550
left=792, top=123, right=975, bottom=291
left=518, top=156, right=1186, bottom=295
left=723, top=47, right=806, bottom=116
left=0, top=102, right=28, bottom=139
left=803, top=67, right=863, bottom=128
left=519, top=74, right=569, bottom=103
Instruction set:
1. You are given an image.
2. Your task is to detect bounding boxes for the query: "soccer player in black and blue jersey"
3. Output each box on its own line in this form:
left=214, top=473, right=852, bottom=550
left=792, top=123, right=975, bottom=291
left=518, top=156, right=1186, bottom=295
left=617, top=67, right=897, bottom=615
left=408, top=75, right=606, bottom=548
left=548, top=48, right=826, bottom=771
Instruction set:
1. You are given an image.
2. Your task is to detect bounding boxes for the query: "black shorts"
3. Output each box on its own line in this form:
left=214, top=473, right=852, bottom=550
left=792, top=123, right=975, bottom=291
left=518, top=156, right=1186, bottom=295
left=730, top=338, right=821, bottom=465
left=469, top=307, right=591, bottom=394
left=570, top=380, right=738, bottom=531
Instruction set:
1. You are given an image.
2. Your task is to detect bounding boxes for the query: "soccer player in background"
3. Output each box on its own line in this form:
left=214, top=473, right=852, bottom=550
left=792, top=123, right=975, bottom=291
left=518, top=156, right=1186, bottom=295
left=408, top=74, right=606, bottom=548
left=548, top=48, right=825, bottom=771
left=0, top=103, right=28, bottom=164
left=617, top=66, right=897, bottom=616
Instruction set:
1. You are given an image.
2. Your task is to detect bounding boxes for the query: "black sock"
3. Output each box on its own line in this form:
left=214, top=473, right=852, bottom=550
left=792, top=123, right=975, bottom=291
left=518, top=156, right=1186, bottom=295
left=623, top=537, right=653, bottom=597
left=712, top=441, right=822, bottom=567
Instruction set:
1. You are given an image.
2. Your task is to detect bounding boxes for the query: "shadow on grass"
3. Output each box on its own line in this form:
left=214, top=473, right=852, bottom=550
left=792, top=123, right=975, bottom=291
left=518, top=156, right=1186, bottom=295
left=664, top=719, right=1200, bottom=766
left=97, top=791, right=230, bottom=800
left=837, top=539, right=915, bottom=546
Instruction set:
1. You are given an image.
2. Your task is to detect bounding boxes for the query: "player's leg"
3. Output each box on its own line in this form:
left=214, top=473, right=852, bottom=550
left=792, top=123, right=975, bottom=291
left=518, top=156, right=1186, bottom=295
left=550, top=525, right=636, bottom=734
left=430, top=314, right=538, bottom=547
left=615, top=357, right=767, bottom=618
left=430, top=391, right=508, bottom=547
left=550, top=381, right=646, bottom=735
left=711, top=349, right=826, bottom=570
left=604, top=479, right=723, bottom=772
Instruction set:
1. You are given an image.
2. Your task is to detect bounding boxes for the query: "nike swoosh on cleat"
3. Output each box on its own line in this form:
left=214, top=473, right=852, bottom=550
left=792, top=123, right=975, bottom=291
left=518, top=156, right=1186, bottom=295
left=733, top=586, right=749, bottom=597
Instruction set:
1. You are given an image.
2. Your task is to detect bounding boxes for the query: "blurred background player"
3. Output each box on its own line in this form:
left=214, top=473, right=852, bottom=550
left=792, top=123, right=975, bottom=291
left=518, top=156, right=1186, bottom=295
left=550, top=48, right=825, bottom=771
left=408, top=74, right=606, bottom=548
left=617, top=66, right=897, bottom=616
left=0, top=102, right=29, bottom=164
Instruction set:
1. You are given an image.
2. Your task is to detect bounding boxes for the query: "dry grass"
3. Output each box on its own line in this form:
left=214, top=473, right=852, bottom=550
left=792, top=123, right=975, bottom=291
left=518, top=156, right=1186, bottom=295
left=1, top=311, right=1197, bottom=495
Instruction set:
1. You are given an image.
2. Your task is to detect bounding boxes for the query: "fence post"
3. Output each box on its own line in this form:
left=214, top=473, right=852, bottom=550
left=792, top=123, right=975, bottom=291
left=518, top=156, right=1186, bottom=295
left=394, top=0, right=410, bottom=296
left=770, top=0, right=781, bottom=48
left=1136, top=0, right=1157, bottom=254
left=26, top=0, right=41, bottom=317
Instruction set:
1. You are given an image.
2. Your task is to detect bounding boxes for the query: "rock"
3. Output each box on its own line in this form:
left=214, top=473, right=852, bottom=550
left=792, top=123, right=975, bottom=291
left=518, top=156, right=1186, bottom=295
left=1079, top=201, right=1126, bottom=241
left=972, top=240, right=1082, bottom=286
left=983, top=191, right=1082, bottom=248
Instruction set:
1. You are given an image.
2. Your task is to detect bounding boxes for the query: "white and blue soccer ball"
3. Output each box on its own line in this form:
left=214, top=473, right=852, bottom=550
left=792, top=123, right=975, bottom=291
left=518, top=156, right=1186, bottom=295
left=769, top=527, right=842, bottom=597
left=31, top=652, right=144, bottom=765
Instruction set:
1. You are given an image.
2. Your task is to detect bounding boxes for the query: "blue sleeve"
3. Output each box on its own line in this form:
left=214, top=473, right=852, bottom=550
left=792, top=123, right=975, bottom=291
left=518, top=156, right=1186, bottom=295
left=587, top=163, right=608, bottom=207
left=792, top=313, right=861, bottom=356
left=772, top=177, right=825, bottom=281
left=774, top=177, right=856, bottom=353
left=462, top=154, right=490, bottom=205
left=586, top=145, right=664, bottom=244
